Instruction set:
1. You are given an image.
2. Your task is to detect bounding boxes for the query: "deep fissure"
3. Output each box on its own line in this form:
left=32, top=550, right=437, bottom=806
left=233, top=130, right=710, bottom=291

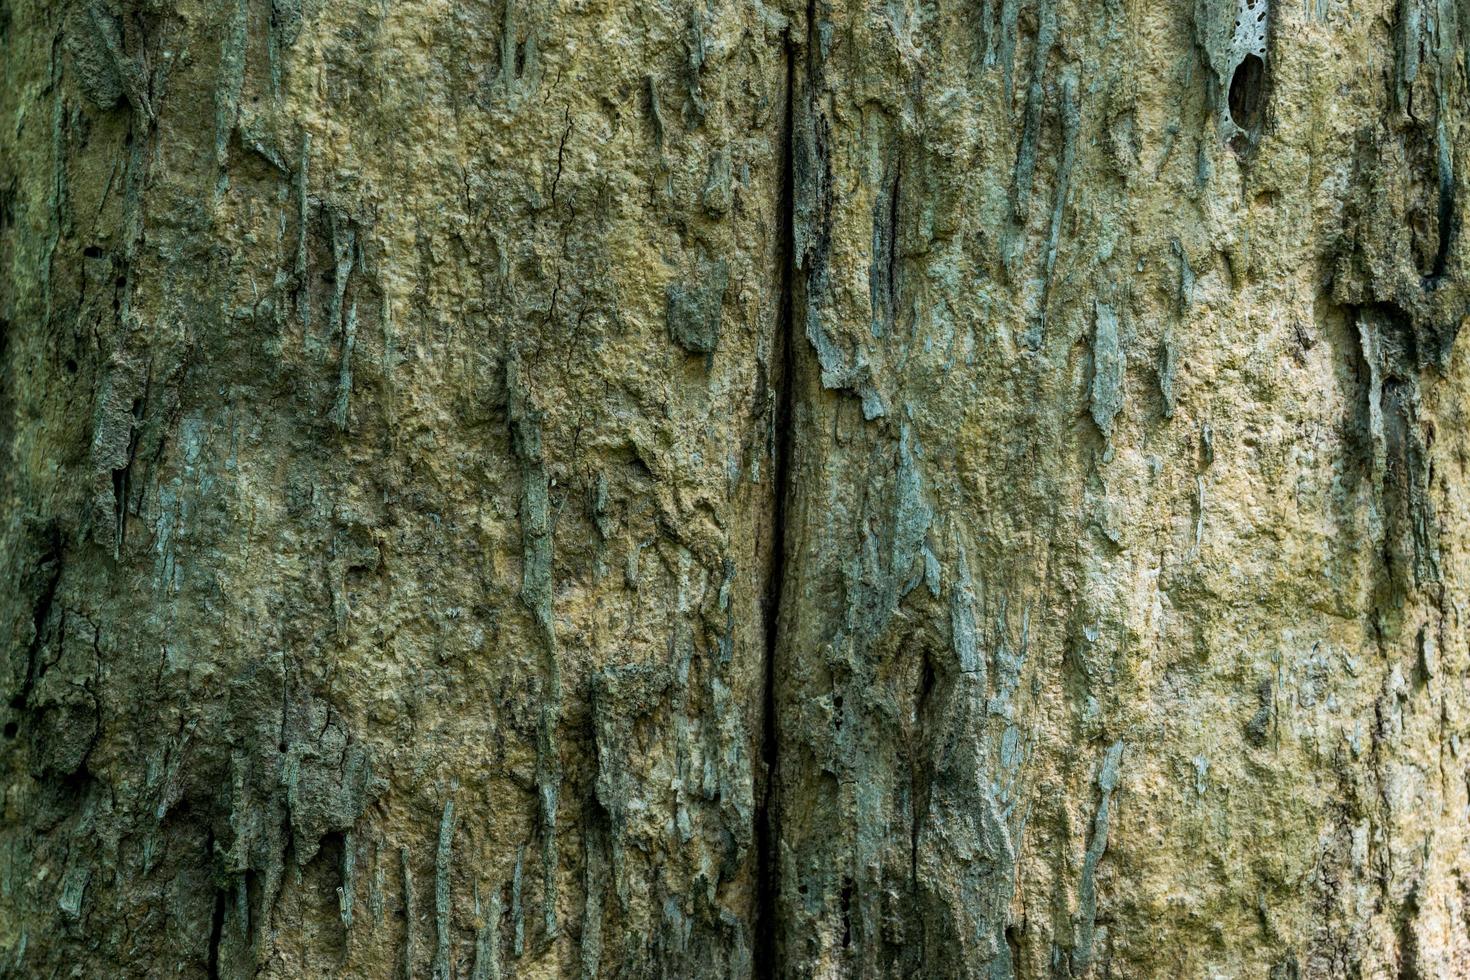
left=754, top=24, right=799, bottom=978
left=205, top=876, right=226, bottom=978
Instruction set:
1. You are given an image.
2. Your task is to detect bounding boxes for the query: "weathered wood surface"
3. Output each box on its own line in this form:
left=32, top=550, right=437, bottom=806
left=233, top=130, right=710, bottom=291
left=3, top=0, right=1469, bottom=976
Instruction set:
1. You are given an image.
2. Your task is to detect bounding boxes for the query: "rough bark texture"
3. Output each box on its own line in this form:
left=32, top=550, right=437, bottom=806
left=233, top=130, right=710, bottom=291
left=2, top=0, right=1469, bottom=977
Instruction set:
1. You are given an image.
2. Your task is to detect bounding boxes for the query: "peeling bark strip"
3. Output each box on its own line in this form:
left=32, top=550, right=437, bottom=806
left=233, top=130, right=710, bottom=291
left=506, top=352, right=562, bottom=947
left=432, top=800, right=454, bottom=980
left=1090, top=302, right=1124, bottom=439
left=390, top=846, right=410, bottom=978
left=5, top=0, right=1470, bottom=976
left=1068, top=741, right=1124, bottom=974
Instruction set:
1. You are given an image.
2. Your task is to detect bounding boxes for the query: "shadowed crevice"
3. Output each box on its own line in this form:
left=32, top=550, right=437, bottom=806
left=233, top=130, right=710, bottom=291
left=754, top=23, right=799, bottom=980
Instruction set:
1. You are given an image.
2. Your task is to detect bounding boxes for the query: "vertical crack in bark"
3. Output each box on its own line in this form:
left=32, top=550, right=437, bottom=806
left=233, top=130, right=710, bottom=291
left=206, top=878, right=226, bottom=979
left=10, top=521, right=63, bottom=716
left=754, top=25, right=799, bottom=979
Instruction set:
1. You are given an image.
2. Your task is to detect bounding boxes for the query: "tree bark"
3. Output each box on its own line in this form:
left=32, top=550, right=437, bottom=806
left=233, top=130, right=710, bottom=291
left=2, top=0, right=1468, bottom=977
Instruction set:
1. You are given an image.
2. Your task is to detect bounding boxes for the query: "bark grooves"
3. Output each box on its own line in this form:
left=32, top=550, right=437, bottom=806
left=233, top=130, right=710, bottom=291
left=754, top=25, right=799, bottom=979
left=206, top=881, right=226, bottom=980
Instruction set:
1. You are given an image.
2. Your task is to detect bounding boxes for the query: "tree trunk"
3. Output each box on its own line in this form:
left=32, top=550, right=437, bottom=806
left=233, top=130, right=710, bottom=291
left=2, top=0, right=1468, bottom=976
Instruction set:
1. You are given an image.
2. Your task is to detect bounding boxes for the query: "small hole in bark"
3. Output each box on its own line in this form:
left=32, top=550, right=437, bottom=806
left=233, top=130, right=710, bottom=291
left=3, top=722, right=17, bottom=739
left=65, top=359, right=78, bottom=374
left=1228, top=54, right=1265, bottom=131
left=83, top=245, right=104, bottom=258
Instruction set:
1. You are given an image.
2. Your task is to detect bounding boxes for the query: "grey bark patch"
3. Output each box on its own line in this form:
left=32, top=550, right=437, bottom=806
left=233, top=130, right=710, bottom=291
left=472, top=880, right=502, bottom=980
left=1160, top=239, right=1195, bottom=418
left=950, top=545, right=982, bottom=676
left=1158, top=327, right=1178, bottom=419
left=667, top=260, right=729, bottom=355
left=83, top=1, right=154, bottom=120
left=401, top=845, right=416, bottom=980
left=87, top=350, right=147, bottom=556
left=1356, top=307, right=1442, bottom=592
left=331, top=301, right=358, bottom=431
left=869, top=155, right=900, bottom=339
left=26, top=615, right=101, bottom=778
left=1034, top=71, right=1080, bottom=346
left=1416, top=627, right=1437, bottom=681
left=323, top=208, right=357, bottom=361
left=214, top=0, right=248, bottom=178
left=579, top=819, right=607, bottom=979
left=1004, top=0, right=1058, bottom=274
left=895, top=423, right=936, bottom=598
left=1245, top=679, right=1273, bottom=746
left=65, top=5, right=124, bottom=109
left=271, top=0, right=303, bottom=49
left=506, top=354, right=561, bottom=941
left=433, top=800, right=454, bottom=980
left=57, top=866, right=89, bottom=919
left=339, top=831, right=356, bottom=931
left=1194, top=0, right=1270, bottom=143
left=702, top=149, right=733, bottom=216
left=1071, top=740, right=1125, bottom=975
left=1090, top=302, right=1124, bottom=439
left=282, top=725, right=379, bottom=863
left=209, top=673, right=382, bottom=961
left=511, top=847, right=525, bottom=957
